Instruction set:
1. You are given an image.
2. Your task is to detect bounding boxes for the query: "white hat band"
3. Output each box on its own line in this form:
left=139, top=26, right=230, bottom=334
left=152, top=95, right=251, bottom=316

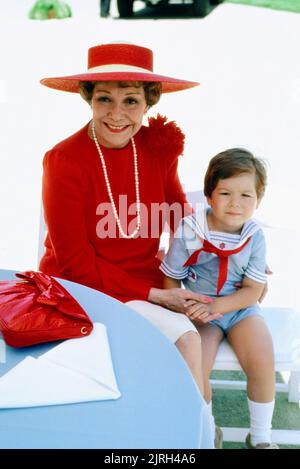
left=87, top=64, right=154, bottom=74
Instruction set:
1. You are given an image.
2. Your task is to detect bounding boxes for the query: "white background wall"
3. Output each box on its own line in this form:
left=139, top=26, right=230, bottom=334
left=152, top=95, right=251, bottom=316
left=0, top=0, right=299, bottom=309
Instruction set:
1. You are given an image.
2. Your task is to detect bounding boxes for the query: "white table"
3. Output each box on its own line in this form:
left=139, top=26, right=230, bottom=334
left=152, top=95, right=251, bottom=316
left=0, top=269, right=214, bottom=449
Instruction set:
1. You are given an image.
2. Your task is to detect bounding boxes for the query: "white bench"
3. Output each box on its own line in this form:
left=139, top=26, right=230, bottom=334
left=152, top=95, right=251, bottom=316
left=212, top=307, right=300, bottom=403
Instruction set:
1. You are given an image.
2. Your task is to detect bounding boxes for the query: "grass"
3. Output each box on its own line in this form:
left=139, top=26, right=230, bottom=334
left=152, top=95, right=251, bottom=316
left=224, top=442, right=300, bottom=449
left=211, top=371, right=300, bottom=449
left=226, top=0, right=300, bottom=14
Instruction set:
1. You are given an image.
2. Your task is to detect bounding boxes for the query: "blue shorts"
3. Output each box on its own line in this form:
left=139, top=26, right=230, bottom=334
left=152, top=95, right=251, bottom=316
left=210, top=304, right=262, bottom=335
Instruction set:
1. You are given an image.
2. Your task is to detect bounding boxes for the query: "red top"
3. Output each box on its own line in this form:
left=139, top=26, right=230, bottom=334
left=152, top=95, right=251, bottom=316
left=39, top=115, right=190, bottom=302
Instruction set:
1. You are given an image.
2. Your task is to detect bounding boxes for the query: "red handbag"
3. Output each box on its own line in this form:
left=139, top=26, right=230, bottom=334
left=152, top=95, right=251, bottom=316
left=0, top=271, right=93, bottom=347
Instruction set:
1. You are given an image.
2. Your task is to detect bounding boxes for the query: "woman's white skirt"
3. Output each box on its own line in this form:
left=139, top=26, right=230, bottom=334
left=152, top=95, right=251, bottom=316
left=126, top=300, right=198, bottom=343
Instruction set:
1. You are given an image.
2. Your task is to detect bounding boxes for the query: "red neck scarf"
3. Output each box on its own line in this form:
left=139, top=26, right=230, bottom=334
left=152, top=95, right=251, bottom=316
left=183, top=237, right=251, bottom=295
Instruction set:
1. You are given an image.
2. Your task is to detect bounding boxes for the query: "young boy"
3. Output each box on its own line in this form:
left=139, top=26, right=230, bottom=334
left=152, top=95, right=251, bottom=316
left=160, top=148, right=278, bottom=449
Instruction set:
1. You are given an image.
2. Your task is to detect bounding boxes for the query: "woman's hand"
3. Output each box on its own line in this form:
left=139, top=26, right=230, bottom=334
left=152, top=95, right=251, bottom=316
left=148, top=287, right=212, bottom=314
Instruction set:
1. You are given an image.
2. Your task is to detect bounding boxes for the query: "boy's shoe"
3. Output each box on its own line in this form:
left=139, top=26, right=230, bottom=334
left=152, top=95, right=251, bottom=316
left=214, top=426, right=223, bottom=449
left=245, top=433, right=279, bottom=449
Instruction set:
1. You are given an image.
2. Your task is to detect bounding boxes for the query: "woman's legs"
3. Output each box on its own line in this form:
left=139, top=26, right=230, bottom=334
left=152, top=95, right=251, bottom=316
left=228, top=315, right=276, bottom=445
left=175, top=331, right=204, bottom=394
left=127, top=300, right=217, bottom=448
left=194, top=323, right=224, bottom=448
left=176, top=330, right=221, bottom=448
left=196, top=323, right=224, bottom=402
left=127, top=300, right=204, bottom=393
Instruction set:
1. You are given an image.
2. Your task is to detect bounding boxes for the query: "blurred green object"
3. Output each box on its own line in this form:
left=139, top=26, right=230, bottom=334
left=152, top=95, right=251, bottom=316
left=226, top=0, right=300, bottom=13
left=29, top=0, right=72, bottom=20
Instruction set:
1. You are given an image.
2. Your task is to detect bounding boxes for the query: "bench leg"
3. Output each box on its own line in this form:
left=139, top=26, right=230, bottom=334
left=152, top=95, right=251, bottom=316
left=288, top=371, right=300, bottom=403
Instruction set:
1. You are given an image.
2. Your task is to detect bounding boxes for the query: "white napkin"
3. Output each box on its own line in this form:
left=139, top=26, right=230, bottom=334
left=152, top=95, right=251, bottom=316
left=0, top=323, right=121, bottom=408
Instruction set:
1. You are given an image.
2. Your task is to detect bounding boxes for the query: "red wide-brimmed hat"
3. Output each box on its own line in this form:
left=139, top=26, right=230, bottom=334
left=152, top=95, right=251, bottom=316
left=40, top=43, right=199, bottom=93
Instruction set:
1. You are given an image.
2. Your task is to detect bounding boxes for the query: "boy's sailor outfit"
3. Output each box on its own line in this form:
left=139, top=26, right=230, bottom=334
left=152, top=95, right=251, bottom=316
left=160, top=209, right=267, bottom=333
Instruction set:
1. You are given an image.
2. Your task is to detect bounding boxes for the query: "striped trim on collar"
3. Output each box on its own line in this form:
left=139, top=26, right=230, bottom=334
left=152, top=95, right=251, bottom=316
left=182, top=209, right=262, bottom=250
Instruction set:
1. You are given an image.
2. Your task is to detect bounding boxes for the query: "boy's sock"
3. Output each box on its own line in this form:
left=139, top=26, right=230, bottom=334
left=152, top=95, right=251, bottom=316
left=247, top=398, right=275, bottom=445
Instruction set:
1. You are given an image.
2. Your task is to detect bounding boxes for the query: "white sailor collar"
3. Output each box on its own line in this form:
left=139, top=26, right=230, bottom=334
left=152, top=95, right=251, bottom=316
left=182, top=209, right=262, bottom=250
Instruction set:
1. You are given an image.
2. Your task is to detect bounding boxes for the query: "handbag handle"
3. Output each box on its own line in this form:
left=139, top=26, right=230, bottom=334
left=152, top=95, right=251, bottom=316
left=15, top=271, right=64, bottom=306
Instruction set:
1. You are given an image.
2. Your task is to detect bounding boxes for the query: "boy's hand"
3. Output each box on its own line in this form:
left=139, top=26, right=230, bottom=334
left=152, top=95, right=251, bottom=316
left=185, top=301, right=223, bottom=324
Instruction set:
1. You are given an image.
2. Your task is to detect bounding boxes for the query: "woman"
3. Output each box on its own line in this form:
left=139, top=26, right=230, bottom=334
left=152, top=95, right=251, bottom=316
left=39, top=43, right=221, bottom=397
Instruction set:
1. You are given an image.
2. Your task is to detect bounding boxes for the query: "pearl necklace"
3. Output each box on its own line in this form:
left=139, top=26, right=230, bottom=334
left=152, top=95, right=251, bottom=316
left=91, top=121, right=141, bottom=239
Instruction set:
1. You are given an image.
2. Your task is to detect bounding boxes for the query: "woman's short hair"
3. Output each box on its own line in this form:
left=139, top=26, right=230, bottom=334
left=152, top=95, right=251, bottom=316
left=79, top=81, right=162, bottom=107
left=204, top=148, right=267, bottom=201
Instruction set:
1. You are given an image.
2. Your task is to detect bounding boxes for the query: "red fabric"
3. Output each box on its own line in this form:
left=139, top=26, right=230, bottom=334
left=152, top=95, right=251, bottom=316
left=184, top=238, right=251, bottom=295
left=88, top=43, right=153, bottom=71
left=41, top=75, right=199, bottom=95
left=39, top=116, right=191, bottom=302
left=0, top=271, right=93, bottom=348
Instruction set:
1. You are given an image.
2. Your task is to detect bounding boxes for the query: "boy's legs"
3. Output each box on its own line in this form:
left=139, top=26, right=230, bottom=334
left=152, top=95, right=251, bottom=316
left=228, top=315, right=276, bottom=446
left=227, top=315, right=275, bottom=401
